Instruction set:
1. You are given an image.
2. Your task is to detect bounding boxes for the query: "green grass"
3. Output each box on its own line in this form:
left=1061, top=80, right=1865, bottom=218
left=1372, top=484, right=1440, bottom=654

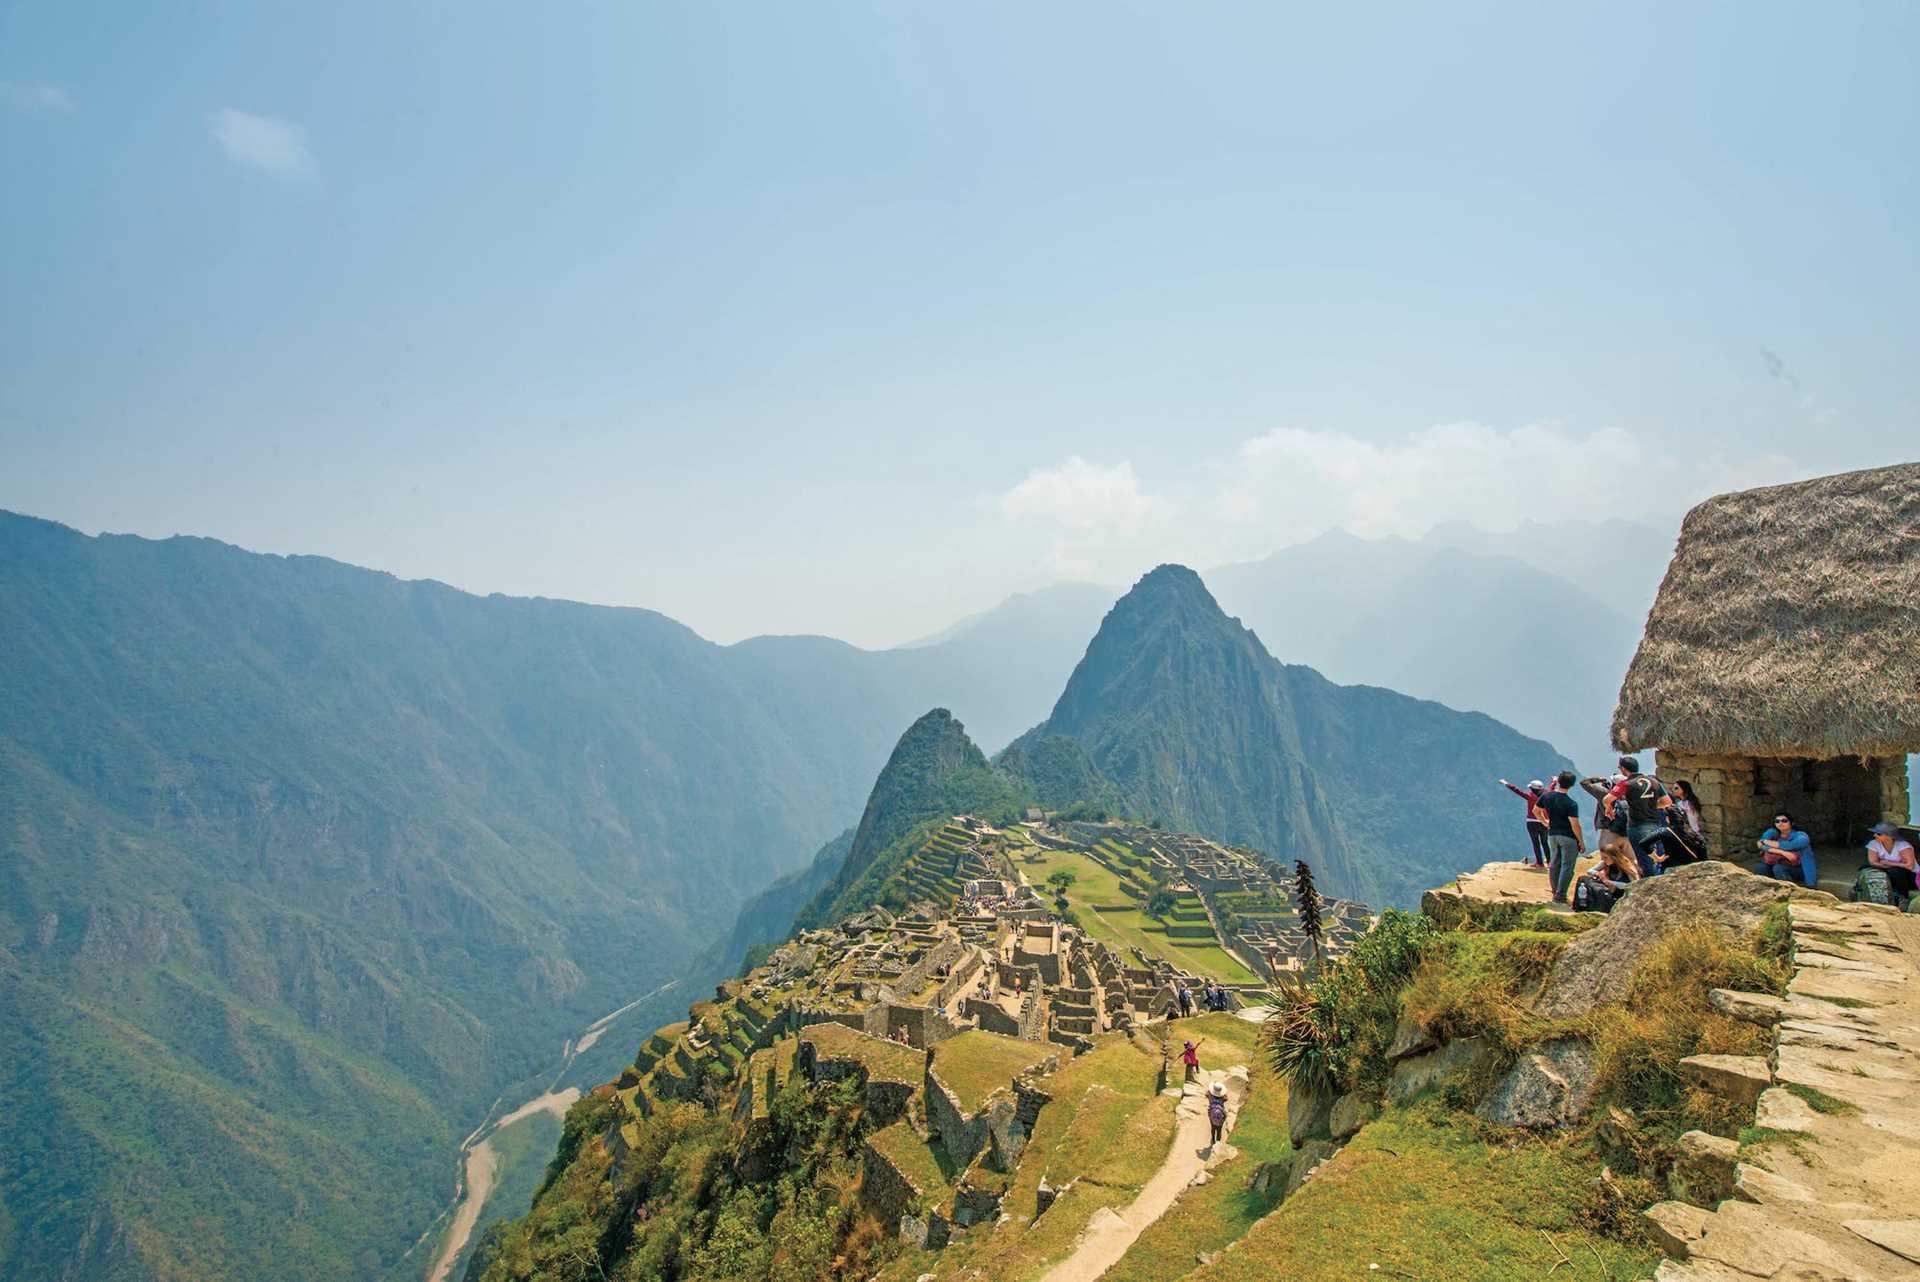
left=799, top=1022, right=923, bottom=1086
left=1182, top=1101, right=1661, bottom=1282
left=1029, top=848, right=1258, bottom=983
left=868, top=1120, right=956, bottom=1202
left=1782, top=1082, right=1858, bottom=1115
left=877, top=1031, right=1176, bottom=1282
left=931, top=1031, right=1058, bottom=1113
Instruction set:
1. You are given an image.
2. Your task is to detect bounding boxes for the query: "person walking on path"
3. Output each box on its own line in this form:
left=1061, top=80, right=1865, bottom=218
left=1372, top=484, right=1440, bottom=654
left=1606, top=756, right=1674, bottom=878
left=1206, top=1081, right=1229, bottom=1145
left=1181, top=1038, right=1205, bottom=1082
left=1536, top=770, right=1586, bottom=905
left=1500, top=778, right=1550, bottom=867
left=1754, top=812, right=1818, bottom=887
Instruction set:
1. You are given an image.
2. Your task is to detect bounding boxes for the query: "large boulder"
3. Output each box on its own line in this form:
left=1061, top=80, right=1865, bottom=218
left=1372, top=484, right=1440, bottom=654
left=1477, top=1038, right=1595, bottom=1128
left=1535, top=863, right=1793, bottom=1022
left=1387, top=1036, right=1500, bottom=1104
left=1328, top=1093, right=1378, bottom=1141
left=1288, top=1080, right=1334, bottom=1145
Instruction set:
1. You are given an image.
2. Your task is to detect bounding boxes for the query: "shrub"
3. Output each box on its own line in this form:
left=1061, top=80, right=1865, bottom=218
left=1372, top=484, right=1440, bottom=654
left=1586, top=920, right=1786, bottom=1141
left=1262, top=909, right=1438, bottom=1097
left=1400, top=930, right=1567, bottom=1054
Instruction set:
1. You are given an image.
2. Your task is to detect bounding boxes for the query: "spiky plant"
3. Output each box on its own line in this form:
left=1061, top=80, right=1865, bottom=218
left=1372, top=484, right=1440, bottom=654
left=1294, top=859, right=1324, bottom=970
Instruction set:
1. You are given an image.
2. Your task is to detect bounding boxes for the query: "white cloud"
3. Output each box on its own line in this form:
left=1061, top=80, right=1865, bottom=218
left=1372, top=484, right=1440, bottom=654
left=998, top=457, right=1178, bottom=579
left=1, top=81, right=75, bottom=113
left=209, top=108, right=315, bottom=181
left=998, top=422, right=1807, bottom=580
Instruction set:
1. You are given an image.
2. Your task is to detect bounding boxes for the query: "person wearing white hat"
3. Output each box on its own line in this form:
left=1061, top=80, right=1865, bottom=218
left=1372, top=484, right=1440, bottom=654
left=1206, top=1080, right=1229, bottom=1144
left=1498, top=777, right=1551, bottom=869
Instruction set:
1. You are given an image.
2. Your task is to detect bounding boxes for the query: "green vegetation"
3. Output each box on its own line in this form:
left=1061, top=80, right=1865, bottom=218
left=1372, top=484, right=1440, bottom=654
left=1183, top=1100, right=1660, bottom=1282
left=1023, top=846, right=1258, bottom=983
left=1781, top=1082, right=1858, bottom=1116
left=1264, top=909, right=1440, bottom=1095
left=930, top=1031, right=1056, bottom=1113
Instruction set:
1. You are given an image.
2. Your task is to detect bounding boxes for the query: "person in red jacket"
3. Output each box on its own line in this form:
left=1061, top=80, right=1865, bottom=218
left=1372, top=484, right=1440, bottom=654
left=1499, top=778, right=1550, bottom=868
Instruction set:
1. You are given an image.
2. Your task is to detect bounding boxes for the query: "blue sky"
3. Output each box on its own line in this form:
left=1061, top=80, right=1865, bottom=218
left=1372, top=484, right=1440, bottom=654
left=3, top=2, right=1916, bottom=644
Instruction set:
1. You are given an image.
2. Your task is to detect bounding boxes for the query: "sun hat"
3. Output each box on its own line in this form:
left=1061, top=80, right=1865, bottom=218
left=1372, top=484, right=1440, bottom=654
left=1208, top=1081, right=1227, bottom=1098
left=1871, top=821, right=1901, bottom=836
left=1528, top=780, right=1544, bottom=791
left=1183, top=1040, right=1195, bottom=1049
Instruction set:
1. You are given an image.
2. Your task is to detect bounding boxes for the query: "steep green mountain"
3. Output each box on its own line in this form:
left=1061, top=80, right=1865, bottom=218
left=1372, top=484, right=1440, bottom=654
left=1001, top=565, right=1570, bottom=908
left=0, top=514, right=1051, bottom=1282
left=789, top=709, right=1025, bottom=931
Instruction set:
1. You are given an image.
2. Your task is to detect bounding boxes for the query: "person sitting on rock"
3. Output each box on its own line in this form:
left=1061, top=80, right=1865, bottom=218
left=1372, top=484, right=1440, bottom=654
left=1207, top=1080, right=1229, bottom=1145
left=1864, top=822, right=1918, bottom=902
left=1754, top=812, right=1818, bottom=887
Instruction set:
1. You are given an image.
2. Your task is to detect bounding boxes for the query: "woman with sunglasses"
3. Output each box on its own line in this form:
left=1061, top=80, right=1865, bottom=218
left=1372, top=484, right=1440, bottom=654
left=1754, top=812, right=1818, bottom=888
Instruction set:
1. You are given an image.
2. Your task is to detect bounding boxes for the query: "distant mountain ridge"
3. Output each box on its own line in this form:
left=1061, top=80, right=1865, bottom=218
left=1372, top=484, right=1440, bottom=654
left=999, top=565, right=1571, bottom=908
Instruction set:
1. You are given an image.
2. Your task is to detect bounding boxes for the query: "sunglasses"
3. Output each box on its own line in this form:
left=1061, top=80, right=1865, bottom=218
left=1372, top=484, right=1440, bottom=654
left=1774, top=818, right=1791, bottom=825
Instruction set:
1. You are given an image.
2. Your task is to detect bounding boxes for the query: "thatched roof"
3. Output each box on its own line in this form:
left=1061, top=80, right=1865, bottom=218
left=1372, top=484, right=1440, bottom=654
left=1612, top=461, right=1920, bottom=758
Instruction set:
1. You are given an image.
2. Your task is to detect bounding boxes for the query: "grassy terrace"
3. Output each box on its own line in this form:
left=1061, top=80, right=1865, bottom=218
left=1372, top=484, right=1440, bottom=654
left=878, top=1030, right=1177, bottom=1282
left=799, top=1021, right=923, bottom=1086
left=1025, top=847, right=1259, bottom=984
left=868, top=1119, right=957, bottom=1201
left=1181, top=1098, right=1660, bottom=1282
left=931, top=1030, right=1057, bottom=1113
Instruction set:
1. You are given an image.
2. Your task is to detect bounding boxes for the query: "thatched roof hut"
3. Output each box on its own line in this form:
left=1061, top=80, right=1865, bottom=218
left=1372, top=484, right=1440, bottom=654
left=1611, top=462, right=1918, bottom=870
left=1612, top=461, right=1920, bottom=759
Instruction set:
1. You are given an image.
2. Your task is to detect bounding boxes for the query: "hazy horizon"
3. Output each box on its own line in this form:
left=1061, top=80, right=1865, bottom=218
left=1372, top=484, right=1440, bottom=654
left=6, top=3, right=1917, bottom=646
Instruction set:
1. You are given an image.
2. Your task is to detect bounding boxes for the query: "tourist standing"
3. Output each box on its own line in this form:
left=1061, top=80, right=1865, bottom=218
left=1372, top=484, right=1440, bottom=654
left=1606, top=756, right=1673, bottom=878
left=1177, top=983, right=1193, bottom=1018
left=1536, top=771, right=1586, bottom=905
left=1182, top=1038, right=1204, bottom=1082
left=1207, top=1081, right=1229, bottom=1144
left=1499, top=778, right=1550, bottom=867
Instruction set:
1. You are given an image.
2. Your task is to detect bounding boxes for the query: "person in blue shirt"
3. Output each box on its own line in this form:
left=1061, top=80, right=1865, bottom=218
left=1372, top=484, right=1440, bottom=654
left=1754, top=812, right=1818, bottom=887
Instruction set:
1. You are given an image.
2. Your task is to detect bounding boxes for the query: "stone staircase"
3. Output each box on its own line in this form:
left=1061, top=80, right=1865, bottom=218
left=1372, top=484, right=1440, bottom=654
left=1646, top=899, right=1920, bottom=1281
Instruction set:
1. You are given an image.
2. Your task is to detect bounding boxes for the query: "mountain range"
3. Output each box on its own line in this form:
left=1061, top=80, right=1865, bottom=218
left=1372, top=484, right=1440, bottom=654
left=0, top=509, right=1588, bottom=1280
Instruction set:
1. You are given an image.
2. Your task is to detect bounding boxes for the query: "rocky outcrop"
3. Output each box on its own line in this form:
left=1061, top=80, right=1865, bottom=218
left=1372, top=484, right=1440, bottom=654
left=1535, top=862, right=1798, bottom=1021
left=1287, top=1080, right=1333, bottom=1144
left=1477, top=1038, right=1594, bottom=1129
left=1387, top=1036, right=1499, bottom=1104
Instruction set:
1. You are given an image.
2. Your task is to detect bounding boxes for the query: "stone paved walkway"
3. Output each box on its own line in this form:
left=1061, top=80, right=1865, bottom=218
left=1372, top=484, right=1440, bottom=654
left=1649, top=898, right=1920, bottom=1281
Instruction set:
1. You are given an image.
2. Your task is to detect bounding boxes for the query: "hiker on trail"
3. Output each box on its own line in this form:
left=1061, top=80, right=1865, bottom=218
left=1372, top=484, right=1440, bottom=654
left=1207, top=1081, right=1229, bottom=1145
left=1754, top=811, right=1818, bottom=887
left=1181, top=1038, right=1204, bottom=1082
left=1535, top=771, right=1586, bottom=906
left=1177, top=983, right=1193, bottom=1017
left=1499, top=778, right=1550, bottom=867
left=1863, top=822, right=1917, bottom=902
left=1606, top=756, right=1674, bottom=878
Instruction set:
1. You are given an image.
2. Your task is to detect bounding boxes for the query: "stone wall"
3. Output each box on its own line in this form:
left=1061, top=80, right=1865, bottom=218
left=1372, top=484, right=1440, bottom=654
left=965, top=997, right=1023, bottom=1038
left=1662, top=750, right=1909, bottom=862
left=860, top=1140, right=918, bottom=1224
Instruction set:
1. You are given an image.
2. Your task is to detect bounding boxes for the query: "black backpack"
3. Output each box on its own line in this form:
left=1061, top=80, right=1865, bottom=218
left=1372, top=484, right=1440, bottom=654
left=1573, top=875, right=1617, bottom=914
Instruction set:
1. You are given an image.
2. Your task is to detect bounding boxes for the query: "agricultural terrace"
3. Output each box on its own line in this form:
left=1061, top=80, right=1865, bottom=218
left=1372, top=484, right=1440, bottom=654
left=1020, top=844, right=1259, bottom=985
left=931, top=1030, right=1057, bottom=1113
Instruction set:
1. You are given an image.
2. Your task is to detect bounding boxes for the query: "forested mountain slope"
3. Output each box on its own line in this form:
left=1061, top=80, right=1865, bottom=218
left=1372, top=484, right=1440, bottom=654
left=0, top=514, right=1036, bottom=1281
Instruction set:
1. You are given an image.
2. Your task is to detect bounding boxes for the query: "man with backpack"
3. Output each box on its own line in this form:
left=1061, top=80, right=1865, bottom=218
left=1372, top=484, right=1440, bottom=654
left=1606, top=756, right=1674, bottom=878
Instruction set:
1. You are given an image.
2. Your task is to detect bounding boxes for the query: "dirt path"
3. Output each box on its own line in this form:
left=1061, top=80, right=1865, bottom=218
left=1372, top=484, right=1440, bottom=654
left=1034, top=1065, right=1250, bottom=1282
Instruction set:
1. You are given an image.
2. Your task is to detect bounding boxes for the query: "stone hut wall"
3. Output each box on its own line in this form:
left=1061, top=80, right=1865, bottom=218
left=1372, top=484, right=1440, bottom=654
left=965, top=997, right=1023, bottom=1038
left=1662, top=750, right=1910, bottom=862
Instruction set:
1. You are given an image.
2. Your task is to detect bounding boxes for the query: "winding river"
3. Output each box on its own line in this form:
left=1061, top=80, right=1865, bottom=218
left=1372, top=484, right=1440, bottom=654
left=423, top=979, right=683, bottom=1282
